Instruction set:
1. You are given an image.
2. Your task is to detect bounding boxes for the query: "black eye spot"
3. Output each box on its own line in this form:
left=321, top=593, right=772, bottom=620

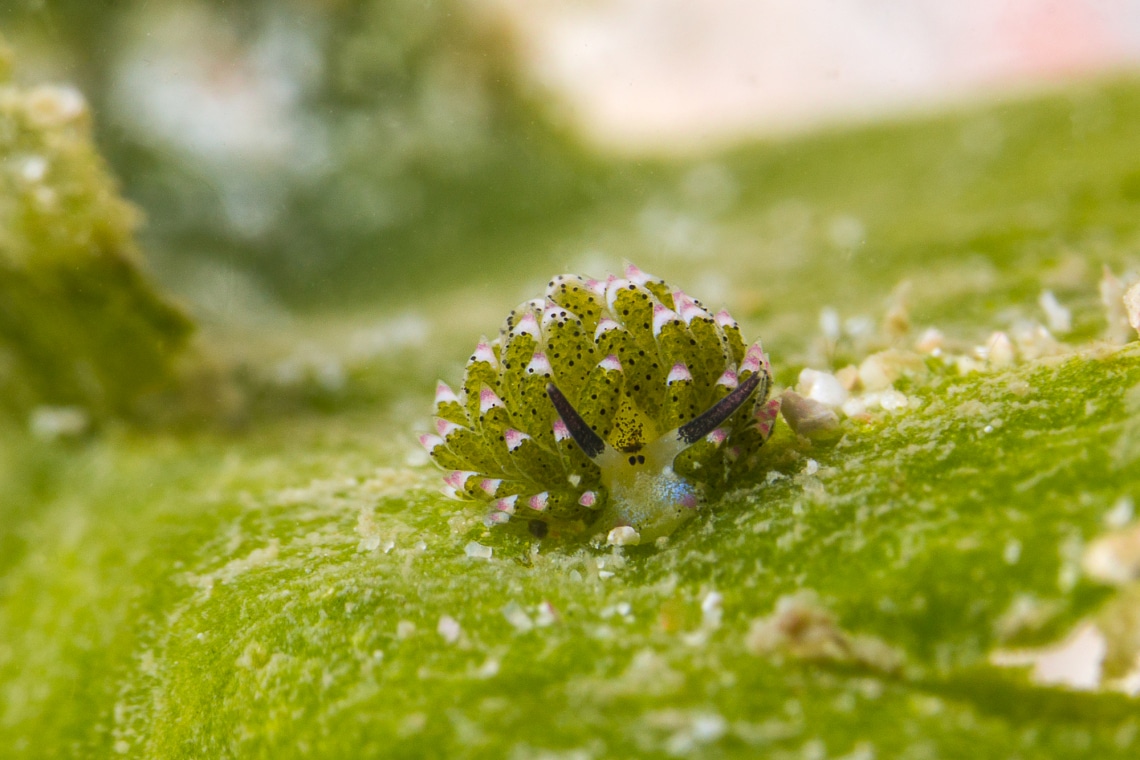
left=628, top=456, right=637, bottom=465
left=637, top=455, right=645, bottom=464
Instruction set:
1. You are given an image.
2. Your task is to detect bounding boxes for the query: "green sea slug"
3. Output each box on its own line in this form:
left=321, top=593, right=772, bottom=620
left=421, top=264, right=777, bottom=543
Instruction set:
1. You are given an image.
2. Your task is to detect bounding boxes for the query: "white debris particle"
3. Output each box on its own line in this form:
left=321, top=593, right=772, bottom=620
left=474, top=658, right=500, bottom=679
left=26, top=85, right=87, bottom=127
left=819, top=307, right=841, bottom=341
left=701, top=591, right=724, bottom=630
left=691, top=713, right=728, bottom=743
left=464, top=541, right=493, bottom=560
left=801, top=738, right=827, bottom=760
left=437, top=615, right=461, bottom=644
left=1003, top=539, right=1022, bottom=565
left=797, top=368, right=848, bottom=407
left=114, top=740, right=130, bottom=755
left=781, top=391, right=840, bottom=437
left=535, top=601, right=558, bottom=627
left=28, top=406, right=89, bottom=441
left=746, top=591, right=904, bottom=674
left=857, top=354, right=893, bottom=391
left=803, top=459, right=820, bottom=476
left=914, top=327, right=944, bottom=353
left=1082, top=523, right=1140, bottom=585
left=835, top=364, right=860, bottom=391
left=984, top=331, right=1015, bottom=368
left=1038, top=289, right=1072, bottom=334
left=396, top=620, right=416, bottom=639
left=992, top=621, right=1106, bottom=690
left=21, top=155, right=48, bottom=182
left=878, top=389, right=909, bottom=413
left=845, top=314, right=875, bottom=339
left=1125, top=281, right=1140, bottom=338
left=840, top=397, right=867, bottom=418
left=766, top=471, right=786, bottom=484
left=954, top=355, right=985, bottom=375
left=598, top=570, right=615, bottom=579
left=1105, top=497, right=1135, bottom=529
left=502, top=601, right=534, bottom=633
left=607, top=526, right=641, bottom=546
left=1101, top=267, right=1135, bottom=344
left=1011, top=320, right=1063, bottom=360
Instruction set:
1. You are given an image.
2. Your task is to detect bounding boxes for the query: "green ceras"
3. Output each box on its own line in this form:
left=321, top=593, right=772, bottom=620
left=421, top=263, right=778, bottom=543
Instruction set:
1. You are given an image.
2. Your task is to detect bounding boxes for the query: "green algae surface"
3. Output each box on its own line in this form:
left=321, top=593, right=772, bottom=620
left=5, top=75, right=1140, bottom=758
left=0, top=43, right=192, bottom=422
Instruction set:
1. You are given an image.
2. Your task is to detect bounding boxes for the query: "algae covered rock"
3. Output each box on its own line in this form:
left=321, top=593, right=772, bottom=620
left=0, top=40, right=192, bottom=423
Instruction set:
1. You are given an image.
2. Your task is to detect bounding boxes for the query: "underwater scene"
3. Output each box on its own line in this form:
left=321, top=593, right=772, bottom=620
left=3, top=2, right=1140, bottom=757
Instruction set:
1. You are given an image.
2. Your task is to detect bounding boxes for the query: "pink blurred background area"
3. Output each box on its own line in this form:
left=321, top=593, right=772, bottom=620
left=482, top=0, right=1140, bottom=153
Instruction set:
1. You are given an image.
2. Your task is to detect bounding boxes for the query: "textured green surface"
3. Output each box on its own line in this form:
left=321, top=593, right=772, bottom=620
left=4, top=72, right=1140, bottom=758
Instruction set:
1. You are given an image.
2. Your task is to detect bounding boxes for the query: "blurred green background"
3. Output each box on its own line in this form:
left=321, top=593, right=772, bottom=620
left=3, top=0, right=622, bottom=313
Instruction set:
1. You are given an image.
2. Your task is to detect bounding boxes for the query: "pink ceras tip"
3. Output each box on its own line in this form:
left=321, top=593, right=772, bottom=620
left=504, top=428, right=530, bottom=452
left=666, top=363, right=692, bottom=385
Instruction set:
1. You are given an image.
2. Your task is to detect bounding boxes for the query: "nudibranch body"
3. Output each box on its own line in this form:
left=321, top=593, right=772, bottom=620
left=420, top=264, right=779, bottom=543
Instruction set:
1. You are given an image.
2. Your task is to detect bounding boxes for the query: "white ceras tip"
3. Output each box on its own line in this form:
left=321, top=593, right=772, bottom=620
left=715, top=368, right=738, bottom=389
left=512, top=311, right=540, bottom=339
left=525, top=351, right=553, bottom=376
left=479, top=387, right=506, bottom=415
left=673, top=291, right=708, bottom=324
left=604, top=278, right=632, bottom=311
left=418, top=433, right=445, bottom=453
left=598, top=354, right=623, bottom=372
left=594, top=317, right=621, bottom=341
left=714, top=310, right=737, bottom=329
left=503, top=428, right=530, bottom=452
left=434, top=381, right=460, bottom=406
left=552, top=418, right=571, bottom=442
left=541, top=298, right=576, bottom=329
left=527, top=492, right=549, bottom=512
left=445, top=470, right=478, bottom=490
left=578, top=490, right=598, bottom=508
left=493, top=495, right=518, bottom=514
left=585, top=278, right=607, bottom=298
left=652, top=303, right=681, bottom=336
left=471, top=338, right=497, bottom=366
left=740, top=342, right=766, bottom=376
left=666, top=363, right=693, bottom=385
left=435, top=418, right=463, bottom=437
left=623, top=262, right=656, bottom=286
left=479, top=478, right=501, bottom=495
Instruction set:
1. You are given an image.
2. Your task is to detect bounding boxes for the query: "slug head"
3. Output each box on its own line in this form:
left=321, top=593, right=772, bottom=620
left=547, top=372, right=763, bottom=541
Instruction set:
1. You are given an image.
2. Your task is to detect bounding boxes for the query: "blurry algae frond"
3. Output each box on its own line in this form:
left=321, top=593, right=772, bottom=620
left=0, top=39, right=192, bottom=422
